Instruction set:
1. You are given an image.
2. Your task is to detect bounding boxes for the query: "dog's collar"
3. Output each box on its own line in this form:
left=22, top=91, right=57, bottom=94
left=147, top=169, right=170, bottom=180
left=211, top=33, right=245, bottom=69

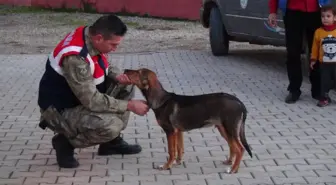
left=141, top=88, right=171, bottom=110
left=151, top=94, right=171, bottom=110
left=139, top=73, right=171, bottom=109
left=140, top=74, right=148, bottom=84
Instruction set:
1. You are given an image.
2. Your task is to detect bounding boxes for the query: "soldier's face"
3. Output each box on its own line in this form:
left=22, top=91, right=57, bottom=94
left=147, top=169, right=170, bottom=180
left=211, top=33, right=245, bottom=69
left=93, top=34, right=123, bottom=53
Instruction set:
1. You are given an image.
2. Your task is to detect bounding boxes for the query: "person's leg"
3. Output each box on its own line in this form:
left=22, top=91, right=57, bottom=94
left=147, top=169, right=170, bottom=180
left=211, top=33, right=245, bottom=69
left=41, top=74, right=138, bottom=168
left=40, top=106, right=80, bottom=168
left=41, top=105, right=125, bottom=168
left=49, top=103, right=141, bottom=168
left=51, top=134, right=79, bottom=168
left=333, top=64, right=336, bottom=92
left=96, top=82, right=140, bottom=156
left=305, top=11, right=321, bottom=53
left=310, top=61, right=321, bottom=100
left=41, top=82, right=138, bottom=168
left=284, top=10, right=305, bottom=103
left=105, top=71, right=135, bottom=101
left=104, top=77, right=135, bottom=130
left=305, top=11, right=322, bottom=100
left=62, top=106, right=133, bottom=149
left=317, top=63, right=332, bottom=107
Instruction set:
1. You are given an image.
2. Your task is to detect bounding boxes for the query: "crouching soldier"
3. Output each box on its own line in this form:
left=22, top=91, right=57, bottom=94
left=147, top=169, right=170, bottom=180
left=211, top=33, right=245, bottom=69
left=37, top=14, right=149, bottom=168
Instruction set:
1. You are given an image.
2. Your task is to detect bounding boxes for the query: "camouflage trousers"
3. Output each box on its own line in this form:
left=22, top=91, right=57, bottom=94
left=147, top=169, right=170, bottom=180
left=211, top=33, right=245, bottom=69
left=40, top=82, right=135, bottom=148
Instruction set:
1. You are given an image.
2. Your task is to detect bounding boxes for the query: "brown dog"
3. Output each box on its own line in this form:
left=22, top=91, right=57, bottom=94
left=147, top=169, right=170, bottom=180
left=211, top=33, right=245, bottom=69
left=124, top=68, right=252, bottom=173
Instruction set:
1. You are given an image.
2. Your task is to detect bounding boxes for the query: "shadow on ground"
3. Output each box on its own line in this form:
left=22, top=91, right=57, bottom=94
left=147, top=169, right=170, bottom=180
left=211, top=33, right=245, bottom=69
left=229, top=49, right=286, bottom=67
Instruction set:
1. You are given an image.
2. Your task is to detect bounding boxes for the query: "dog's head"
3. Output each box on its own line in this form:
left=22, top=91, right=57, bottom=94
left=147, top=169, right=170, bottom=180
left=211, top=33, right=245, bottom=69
left=124, top=68, right=168, bottom=109
left=124, top=68, right=158, bottom=90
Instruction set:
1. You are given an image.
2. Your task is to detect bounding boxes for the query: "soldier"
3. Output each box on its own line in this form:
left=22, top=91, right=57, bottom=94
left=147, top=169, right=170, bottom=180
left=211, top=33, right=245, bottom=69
left=37, top=14, right=149, bottom=168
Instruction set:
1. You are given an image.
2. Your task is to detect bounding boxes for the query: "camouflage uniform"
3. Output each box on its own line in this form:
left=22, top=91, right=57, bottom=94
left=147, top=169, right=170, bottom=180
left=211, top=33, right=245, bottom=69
left=40, top=27, right=135, bottom=148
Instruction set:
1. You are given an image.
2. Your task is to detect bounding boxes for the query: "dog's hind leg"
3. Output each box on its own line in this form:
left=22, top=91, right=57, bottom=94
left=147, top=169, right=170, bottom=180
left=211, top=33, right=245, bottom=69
left=226, top=118, right=245, bottom=174
left=227, top=139, right=244, bottom=174
left=216, top=125, right=234, bottom=165
left=175, top=130, right=184, bottom=165
left=224, top=140, right=234, bottom=165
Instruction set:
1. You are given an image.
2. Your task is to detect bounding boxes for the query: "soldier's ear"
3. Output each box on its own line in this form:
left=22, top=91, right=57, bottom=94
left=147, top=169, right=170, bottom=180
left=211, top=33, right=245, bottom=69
left=91, top=34, right=104, bottom=43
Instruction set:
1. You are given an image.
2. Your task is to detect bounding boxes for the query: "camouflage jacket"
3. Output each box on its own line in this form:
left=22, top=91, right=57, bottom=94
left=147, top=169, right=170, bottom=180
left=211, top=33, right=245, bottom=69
left=61, top=27, right=128, bottom=113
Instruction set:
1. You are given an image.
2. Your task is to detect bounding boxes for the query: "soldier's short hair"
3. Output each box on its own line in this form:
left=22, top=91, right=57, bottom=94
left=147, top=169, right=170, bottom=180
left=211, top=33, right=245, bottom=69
left=89, top=14, right=127, bottom=39
left=321, top=4, right=336, bottom=15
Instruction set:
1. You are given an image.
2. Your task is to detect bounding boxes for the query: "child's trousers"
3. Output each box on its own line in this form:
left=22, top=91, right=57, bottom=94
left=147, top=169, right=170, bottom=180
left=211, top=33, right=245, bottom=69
left=320, top=63, right=336, bottom=99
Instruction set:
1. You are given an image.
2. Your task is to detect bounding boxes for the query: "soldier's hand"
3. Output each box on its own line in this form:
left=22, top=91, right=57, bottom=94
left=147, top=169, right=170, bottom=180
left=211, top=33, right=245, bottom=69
left=127, top=100, right=149, bottom=116
left=310, top=61, right=316, bottom=69
left=116, top=74, right=132, bottom=85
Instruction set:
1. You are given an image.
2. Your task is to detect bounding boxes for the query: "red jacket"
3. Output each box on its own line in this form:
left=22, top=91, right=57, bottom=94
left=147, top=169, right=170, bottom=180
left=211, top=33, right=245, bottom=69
left=269, top=0, right=319, bottom=14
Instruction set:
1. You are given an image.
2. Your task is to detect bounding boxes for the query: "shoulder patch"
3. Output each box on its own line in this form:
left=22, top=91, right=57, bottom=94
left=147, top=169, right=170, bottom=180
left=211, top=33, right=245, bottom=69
left=76, top=64, right=91, bottom=81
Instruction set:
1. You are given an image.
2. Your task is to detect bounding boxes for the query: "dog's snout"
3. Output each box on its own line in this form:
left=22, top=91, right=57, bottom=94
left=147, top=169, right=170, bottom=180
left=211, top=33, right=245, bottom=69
left=124, top=69, right=138, bottom=75
left=124, top=69, right=132, bottom=73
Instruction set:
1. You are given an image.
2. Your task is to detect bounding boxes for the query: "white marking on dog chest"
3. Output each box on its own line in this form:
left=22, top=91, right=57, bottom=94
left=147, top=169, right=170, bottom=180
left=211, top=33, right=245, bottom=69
left=169, top=104, right=179, bottom=121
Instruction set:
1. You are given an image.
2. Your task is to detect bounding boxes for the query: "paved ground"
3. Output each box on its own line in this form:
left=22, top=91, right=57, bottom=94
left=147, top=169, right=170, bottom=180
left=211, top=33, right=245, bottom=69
left=0, top=49, right=336, bottom=185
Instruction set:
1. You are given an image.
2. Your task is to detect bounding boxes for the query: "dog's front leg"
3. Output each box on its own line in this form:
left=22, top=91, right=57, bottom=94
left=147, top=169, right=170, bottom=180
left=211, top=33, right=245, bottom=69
left=157, top=132, right=177, bottom=170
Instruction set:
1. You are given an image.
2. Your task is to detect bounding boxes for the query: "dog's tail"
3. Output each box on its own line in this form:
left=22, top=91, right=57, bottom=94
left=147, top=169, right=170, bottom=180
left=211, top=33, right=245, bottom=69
left=240, top=105, right=253, bottom=158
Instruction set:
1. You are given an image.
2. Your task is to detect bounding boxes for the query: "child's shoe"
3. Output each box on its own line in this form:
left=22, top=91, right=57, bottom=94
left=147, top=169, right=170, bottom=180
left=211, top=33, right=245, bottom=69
left=317, top=97, right=331, bottom=107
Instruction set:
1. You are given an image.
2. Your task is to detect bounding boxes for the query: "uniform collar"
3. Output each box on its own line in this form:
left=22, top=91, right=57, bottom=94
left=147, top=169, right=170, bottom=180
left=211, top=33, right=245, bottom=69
left=84, top=27, right=101, bottom=57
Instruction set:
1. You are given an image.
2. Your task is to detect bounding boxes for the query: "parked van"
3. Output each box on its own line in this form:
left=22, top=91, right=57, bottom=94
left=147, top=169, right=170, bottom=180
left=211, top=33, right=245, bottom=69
left=199, top=0, right=311, bottom=73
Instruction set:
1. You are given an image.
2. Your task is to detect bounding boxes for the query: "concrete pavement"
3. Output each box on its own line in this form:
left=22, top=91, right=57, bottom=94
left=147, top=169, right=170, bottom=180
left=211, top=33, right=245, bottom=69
left=0, top=49, right=336, bottom=185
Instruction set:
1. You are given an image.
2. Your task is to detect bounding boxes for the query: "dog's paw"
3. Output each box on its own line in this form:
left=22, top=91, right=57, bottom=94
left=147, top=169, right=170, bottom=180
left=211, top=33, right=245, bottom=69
left=222, top=159, right=232, bottom=165
left=224, top=167, right=238, bottom=174
left=155, top=164, right=170, bottom=170
left=173, top=159, right=182, bottom=166
left=224, top=167, right=232, bottom=174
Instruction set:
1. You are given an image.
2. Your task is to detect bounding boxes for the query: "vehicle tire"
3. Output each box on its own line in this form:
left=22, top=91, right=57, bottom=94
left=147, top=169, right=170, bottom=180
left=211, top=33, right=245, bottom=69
left=209, top=7, right=229, bottom=56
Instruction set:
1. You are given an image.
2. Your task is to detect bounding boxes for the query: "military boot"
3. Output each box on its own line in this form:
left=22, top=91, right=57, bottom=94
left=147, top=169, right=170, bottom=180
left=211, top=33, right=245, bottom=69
left=52, top=134, right=79, bottom=168
left=97, top=135, right=142, bottom=156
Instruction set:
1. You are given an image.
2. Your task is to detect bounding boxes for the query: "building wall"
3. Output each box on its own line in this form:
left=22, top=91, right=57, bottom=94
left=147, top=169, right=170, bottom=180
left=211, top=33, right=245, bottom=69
left=0, top=0, right=202, bottom=20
